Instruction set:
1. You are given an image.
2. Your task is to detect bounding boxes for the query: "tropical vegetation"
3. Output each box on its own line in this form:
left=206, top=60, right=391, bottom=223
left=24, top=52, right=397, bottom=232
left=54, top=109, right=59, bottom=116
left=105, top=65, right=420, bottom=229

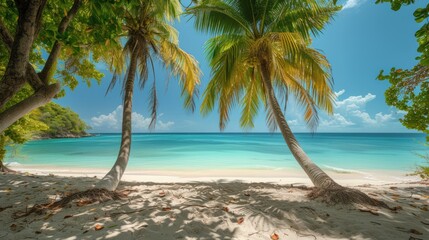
left=36, top=102, right=90, bottom=138
left=376, top=0, right=429, bottom=179
left=0, top=0, right=115, bottom=133
left=0, top=99, right=89, bottom=172
left=187, top=0, right=386, bottom=206
left=95, top=0, right=200, bottom=191
left=376, top=0, right=429, bottom=142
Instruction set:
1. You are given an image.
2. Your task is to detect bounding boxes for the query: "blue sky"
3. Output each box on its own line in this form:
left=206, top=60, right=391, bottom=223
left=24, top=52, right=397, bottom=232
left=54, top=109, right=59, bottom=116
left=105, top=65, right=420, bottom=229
left=56, top=0, right=424, bottom=133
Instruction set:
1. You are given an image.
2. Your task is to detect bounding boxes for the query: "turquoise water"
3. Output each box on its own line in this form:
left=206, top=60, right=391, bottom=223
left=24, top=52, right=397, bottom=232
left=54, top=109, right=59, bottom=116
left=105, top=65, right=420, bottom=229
left=5, top=133, right=427, bottom=172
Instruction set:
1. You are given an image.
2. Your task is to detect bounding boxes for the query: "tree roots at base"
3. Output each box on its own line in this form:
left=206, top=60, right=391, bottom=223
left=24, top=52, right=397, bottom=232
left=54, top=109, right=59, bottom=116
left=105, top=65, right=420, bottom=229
left=14, top=188, right=128, bottom=218
left=308, top=186, right=389, bottom=209
left=0, top=162, right=15, bottom=173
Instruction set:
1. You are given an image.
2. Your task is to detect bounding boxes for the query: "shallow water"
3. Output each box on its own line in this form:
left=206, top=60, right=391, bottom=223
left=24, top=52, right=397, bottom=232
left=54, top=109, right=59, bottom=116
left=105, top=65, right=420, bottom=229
left=5, top=133, right=427, bottom=172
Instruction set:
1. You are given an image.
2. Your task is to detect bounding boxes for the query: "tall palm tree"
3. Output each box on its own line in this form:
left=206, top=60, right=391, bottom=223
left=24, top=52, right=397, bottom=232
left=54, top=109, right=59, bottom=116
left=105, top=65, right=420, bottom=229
left=188, top=0, right=386, bottom=206
left=97, top=0, right=200, bottom=191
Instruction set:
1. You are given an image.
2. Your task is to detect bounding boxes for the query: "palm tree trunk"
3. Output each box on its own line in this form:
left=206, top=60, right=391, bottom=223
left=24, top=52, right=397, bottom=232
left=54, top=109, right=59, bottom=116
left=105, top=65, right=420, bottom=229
left=96, top=51, right=138, bottom=191
left=259, top=61, right=340, bottom=189
left=257, top=61, right=388, bottom=207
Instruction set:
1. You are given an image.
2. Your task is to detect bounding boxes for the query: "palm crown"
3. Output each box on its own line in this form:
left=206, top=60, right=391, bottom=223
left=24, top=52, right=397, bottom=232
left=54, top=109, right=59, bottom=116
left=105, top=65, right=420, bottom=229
left=188, top=0, right=339, bottom=130
left=107, top=0, right=200, bottom=128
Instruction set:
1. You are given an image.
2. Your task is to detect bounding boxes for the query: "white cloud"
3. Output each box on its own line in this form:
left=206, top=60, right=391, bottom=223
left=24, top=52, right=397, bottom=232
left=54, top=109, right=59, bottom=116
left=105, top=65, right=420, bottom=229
left=91, top=105, right=122, bottom=129
left=321, top=113, right=355, bottom=127
left=287, top=119, right=299, bottom=126
left=351, top=110, right=376, bottom=124
left=351, top=110, right=394, bottom=125
left=375, top=112, right=394, bottom=123
left=342, top=0, right=366, bottom=10
left=335, top=93, right=376, bottom=109
left=91, top=105, right=174, bottom=131
left=317, top=90, right=397, bottom=130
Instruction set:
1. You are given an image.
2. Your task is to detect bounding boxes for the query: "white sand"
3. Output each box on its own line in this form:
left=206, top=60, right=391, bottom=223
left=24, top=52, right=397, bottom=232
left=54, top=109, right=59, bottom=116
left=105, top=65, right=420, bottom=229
left=0, top=168, right=428, bottom=240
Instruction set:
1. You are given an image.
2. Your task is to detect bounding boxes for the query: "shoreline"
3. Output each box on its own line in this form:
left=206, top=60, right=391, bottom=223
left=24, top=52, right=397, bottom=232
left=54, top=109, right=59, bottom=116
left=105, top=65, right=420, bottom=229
left=8, top=164, right=420, bottom=186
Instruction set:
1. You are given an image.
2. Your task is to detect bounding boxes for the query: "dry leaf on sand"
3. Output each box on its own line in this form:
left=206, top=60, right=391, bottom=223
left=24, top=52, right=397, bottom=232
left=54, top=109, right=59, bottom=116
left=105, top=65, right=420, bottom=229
left=94, top=224, right=104, bottom=231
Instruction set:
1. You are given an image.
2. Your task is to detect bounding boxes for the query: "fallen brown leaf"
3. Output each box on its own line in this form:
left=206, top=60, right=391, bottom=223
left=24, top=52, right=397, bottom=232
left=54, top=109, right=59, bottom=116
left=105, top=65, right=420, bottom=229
left=223, top=207, right=229, bottom=212
left=95, top=224, right=104, bottom=231
left=237, top=217, right=244, bottom=224
left=162, top=207, right=172, bottom=211
left=10, top=223, right=17, bottom=231
left=76, top=199, right=93, bottom=207
left=271, top=233, right=279, bottom=240
left=64, top=215, right=73, bottom=219
left=410, top=229, right=423, bottom=235
left=391, top=206, right=403, bottom=212
left=159, top=191, right=166, bottom=197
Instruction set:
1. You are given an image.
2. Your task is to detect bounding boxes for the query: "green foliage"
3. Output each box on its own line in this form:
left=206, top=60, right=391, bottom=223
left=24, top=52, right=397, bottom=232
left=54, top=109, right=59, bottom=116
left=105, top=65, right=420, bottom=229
left=0, top=86, right=89, bottom=163
left=377, top=66, right=429, bottom=141
left=375, top=0, right=415, bottom=11
left=188, top=0, right=339, bottom=131
left=106, top=0, right=200, bottom=128
left=36, top=102, right=90, bottom=138
left=0, top=86, right=48, bottom=162
left=376, top=0, right=429, bottom=141
left=409, top=149, right=429, bottom=179
left=0, top=135, right=5, bottom=162
left=0, top=0, right=120, bottom=93
left=377, top=0, right=429, bottom=177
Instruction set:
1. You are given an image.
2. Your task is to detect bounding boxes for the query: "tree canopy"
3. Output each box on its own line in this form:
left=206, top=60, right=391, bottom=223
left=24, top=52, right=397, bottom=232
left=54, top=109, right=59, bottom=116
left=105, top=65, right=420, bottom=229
left=376, top=0, right=429, bottom=141
left=0, top=99, right=90, bottom=165
left=0, top=0, right=127, bottom=132
left=36, top=102, right=90, bottom=138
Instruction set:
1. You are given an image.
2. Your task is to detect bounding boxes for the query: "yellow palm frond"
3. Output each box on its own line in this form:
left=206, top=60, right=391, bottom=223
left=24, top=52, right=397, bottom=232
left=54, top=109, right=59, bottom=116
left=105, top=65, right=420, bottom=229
left=159, top=40, right=201, bottom=111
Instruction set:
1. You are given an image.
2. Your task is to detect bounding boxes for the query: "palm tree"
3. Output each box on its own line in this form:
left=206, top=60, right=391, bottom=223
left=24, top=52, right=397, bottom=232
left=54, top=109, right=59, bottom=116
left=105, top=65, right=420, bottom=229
left=188, top=0, right=386, bottom=206
left=96, top=0, right=200, bottom=191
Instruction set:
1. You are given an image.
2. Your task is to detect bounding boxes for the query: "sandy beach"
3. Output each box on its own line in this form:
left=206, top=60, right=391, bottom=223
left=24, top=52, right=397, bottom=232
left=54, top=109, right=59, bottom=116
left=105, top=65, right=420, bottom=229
left=1, top=168, right=428, bottom=240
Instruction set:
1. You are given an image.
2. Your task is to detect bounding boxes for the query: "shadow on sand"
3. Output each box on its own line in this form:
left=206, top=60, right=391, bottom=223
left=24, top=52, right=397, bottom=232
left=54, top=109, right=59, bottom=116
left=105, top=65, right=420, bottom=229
left=0, top=173, right=428, bottom=239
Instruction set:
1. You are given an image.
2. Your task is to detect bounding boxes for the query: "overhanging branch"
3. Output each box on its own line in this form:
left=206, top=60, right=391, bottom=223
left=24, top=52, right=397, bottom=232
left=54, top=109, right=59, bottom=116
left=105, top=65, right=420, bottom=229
left=38, top=0, right=82, bottom=83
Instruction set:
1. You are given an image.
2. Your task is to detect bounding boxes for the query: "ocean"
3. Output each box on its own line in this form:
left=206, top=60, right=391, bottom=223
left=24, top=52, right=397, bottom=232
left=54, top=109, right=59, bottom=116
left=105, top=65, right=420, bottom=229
left=4, top=133, right=427, bottom=173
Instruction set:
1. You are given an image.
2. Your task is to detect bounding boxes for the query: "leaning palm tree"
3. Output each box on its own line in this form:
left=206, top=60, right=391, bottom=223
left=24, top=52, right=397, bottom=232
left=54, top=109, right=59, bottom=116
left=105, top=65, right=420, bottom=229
left=97, top=0, right=200, bottom=191
left=188, top=0, right=386, bottom=206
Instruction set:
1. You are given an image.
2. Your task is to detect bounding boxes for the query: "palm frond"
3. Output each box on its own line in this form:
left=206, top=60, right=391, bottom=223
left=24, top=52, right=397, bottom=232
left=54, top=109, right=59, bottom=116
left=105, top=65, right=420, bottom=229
left=265, top=102, right=278, bottom=132
left=191, top=0, right=335, bottom=132
left=240, top=68, right=260, bottom=129
left=186, top=0, right=251, bottom=35
left=159, top=40, right=201, bottom=111
left=267, top=1, right=340, bottom=39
